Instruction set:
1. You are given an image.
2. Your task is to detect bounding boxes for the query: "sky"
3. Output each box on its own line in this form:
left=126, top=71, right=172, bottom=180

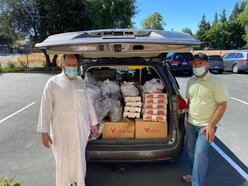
left=132, top=0, right=240, bottom=34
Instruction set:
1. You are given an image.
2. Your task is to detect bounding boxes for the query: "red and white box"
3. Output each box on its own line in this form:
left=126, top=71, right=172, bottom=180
left=126, top=102, right=142, bottom=107
left=143, top=104, right=166, bottom=109
left=143, top=109, right=167, bottom=116
left=125, top=96, right=141, bottom=102
left=124, top=107, right=142, bottom=113
left=145, top=98, right=167, bottom=104
left=143, top=114, right=166, bottom=122
left=145, top=93, right=167, bottom=99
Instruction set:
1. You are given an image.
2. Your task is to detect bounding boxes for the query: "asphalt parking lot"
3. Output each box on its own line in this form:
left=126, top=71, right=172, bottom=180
left=0, top=72, right=248, bottom=186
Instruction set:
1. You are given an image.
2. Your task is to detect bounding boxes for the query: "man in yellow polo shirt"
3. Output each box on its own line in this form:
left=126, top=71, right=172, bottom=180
left=182, top=53, right=228, bottom=186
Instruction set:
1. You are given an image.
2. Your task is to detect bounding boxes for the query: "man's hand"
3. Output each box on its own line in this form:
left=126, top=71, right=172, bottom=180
left=203, top=125, right=215, bottom=143
left=91, top=125, right=98, bottom=135
left=42, top=132, right=53, bottom=148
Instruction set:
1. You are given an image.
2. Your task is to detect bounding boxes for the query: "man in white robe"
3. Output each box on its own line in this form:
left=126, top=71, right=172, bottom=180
left=37, top=54, right=98, bottom=186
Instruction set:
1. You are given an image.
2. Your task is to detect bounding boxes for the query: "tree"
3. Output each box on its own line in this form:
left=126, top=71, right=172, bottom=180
left=88, top=0, right=136, bottom=29
left=206, top=22, right=222, bottom=49
left=238, top=9, right=248, bottom=48
left=196, top=15, right=211, bottom=48
left=181, top=28, right=193, bottom=35
left=213, top=13, right=218, bottom=24
left=0, top=0, right=93, bottom=67
left=141, top=12, right=165, bottom=30
left=220, top=9, right=227, bottom=24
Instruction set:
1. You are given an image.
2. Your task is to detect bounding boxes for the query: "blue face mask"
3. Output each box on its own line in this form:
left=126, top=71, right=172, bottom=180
left=193, top=67, right=206, bottom=77
left=64, top=67, right=78, bottom=79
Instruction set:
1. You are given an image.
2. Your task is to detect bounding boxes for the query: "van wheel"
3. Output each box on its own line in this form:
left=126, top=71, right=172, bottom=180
left=232, top=64, right=239, bottom=74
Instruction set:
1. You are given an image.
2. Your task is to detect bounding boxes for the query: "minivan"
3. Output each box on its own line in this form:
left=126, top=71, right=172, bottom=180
left=36, top=29, right=200, bottom=162
left=165, top=52, right=193, bottom=75
left=222, top=51, right=248, bottom=73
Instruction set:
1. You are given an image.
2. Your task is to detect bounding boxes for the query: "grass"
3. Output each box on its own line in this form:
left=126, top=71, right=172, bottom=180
left=0, top=66, right=62, bottom=73
left=16, top=53, right=62, bottom=67
left=0, top=177, right=24, bottom=186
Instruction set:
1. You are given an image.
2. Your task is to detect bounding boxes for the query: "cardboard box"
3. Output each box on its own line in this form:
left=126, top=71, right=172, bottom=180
left=143, top=114, right=166, bottom=122
left=143, top=109, right=167, bottom=116
left=126, top=102, right=142, bottom=107
left=145, top=98, right=167, bottom=104
left=124, top=106, right=142, bottom=113
left=125, top=96, right=141, bottom=102
left=135, top=119, right=168, bottom=139
left=143, top=104, right=166, bottom=109
left=145, top=93, right=167, bottom=99
left=123, top=112, right=140, bottom=118
left=103, top=119, right=135, bottom=139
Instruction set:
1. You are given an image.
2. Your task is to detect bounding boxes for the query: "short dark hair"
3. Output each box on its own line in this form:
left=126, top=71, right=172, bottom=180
left=62, top=54, right=80, bottom=62
left=193, top=53, right=208, bottom=61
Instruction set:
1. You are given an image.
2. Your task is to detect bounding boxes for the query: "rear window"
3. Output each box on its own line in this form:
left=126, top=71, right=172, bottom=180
left=174, top=53, right=193, bottom=60
left=226, top=53, right=237, bottom=58
left=235, top=53, right=244, bottom=58
left=208, top=56, right=222, bottom=61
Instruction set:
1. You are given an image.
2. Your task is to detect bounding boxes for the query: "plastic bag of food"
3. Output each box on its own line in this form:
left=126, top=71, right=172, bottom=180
left=86, top=84, right=101, bottom=101
left=88, top=123, right=105, bottom=141
left=93, top=96, right=112, bottom=123
left=121, top=81, right=139, bottom=97
left=100, top=79, right=120, bottom=96
left=108, top=98, right=123, bottom=122
left=84, top=72, right=96, bottom=85
left=143, top=78, right=164, bottom=93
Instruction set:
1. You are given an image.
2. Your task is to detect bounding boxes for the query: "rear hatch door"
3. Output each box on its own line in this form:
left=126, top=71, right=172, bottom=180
left=35, top=29, right=200, bottom=58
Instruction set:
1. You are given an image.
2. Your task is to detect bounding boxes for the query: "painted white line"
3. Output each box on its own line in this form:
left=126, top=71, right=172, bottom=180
left=212, top=142, right=248, bottom=180
left=0, top=102, right=36, bottom=124
left=230, top=97, right=248, bottom=105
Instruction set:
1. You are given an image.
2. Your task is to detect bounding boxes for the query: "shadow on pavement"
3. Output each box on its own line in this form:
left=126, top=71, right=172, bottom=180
left=86, top=141, right=246, bottom=186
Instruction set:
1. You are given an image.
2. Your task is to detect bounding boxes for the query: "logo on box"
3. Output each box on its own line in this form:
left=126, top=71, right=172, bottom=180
left=110, top=128, right=132, bottom=135
left=144, top=127, right=159, bottom=133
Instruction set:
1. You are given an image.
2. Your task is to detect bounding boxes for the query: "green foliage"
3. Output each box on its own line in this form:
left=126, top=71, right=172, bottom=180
left=181, top=28, right=193, bottom=35
left=141, top=12, right=165, bottom=30
left=0, top=177, right=24, bottom=186
left=196, top=1, right=248, bottom=49
left=88, top=0, right=136, bottom=29
left=7, top=61, right=16, bottom=69
left=196, top=15, right=211, bottom=48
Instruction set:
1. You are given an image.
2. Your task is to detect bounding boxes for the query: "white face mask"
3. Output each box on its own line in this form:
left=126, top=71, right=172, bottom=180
left=193, top=67, right=206, bottom=77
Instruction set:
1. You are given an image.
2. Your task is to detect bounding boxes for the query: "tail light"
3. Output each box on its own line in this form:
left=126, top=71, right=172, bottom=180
left=242, top=59, right=248, bottom=63
left=178, top=95, right=187, bottom=114
left=171, top=61, right=181, bottom=65
left=189, top=61, right=192, bottom=65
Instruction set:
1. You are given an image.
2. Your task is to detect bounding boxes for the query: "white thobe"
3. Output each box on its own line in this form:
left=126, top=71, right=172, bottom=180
left=37, top=72, right=98, bottom=186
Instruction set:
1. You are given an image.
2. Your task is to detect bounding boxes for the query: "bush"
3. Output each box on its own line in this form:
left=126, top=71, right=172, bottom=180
left=0, top=177, right=24, bottom=186
left=0, top=66, right=25, bottom=73
left=7, top=61, right=16, bottom=69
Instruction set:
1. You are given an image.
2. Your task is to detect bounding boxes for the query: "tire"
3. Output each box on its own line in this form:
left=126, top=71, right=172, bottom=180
left=232, top=64, right=239, bottom=74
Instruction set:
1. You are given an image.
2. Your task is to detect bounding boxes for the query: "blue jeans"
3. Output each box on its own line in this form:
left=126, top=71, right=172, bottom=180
left=186, top=123, right=215, bottom=186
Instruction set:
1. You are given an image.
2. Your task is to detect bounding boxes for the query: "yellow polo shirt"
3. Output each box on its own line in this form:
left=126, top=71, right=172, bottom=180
left=186, top=72, right=228, bottom=126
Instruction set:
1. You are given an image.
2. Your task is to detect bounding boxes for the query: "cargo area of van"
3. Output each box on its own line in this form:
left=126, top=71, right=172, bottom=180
left=83, top=64, right=172, bottom=144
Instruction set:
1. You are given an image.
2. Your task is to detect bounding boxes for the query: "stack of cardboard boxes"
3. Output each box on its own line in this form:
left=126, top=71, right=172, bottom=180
left=102, top=93, right=168, bottom=139
left=143, top=93, right=167, bottom=122
left=134, top=93, right=168, bottom=139
left=123, top=96, right=142, bottom=119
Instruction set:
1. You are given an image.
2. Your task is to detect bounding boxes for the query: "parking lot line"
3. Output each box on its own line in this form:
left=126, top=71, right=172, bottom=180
left=230, top=97, right=248, bottom=105
left=212, top=142, right=248, bottom=180
left=0, top=102, right=36, bottom=124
